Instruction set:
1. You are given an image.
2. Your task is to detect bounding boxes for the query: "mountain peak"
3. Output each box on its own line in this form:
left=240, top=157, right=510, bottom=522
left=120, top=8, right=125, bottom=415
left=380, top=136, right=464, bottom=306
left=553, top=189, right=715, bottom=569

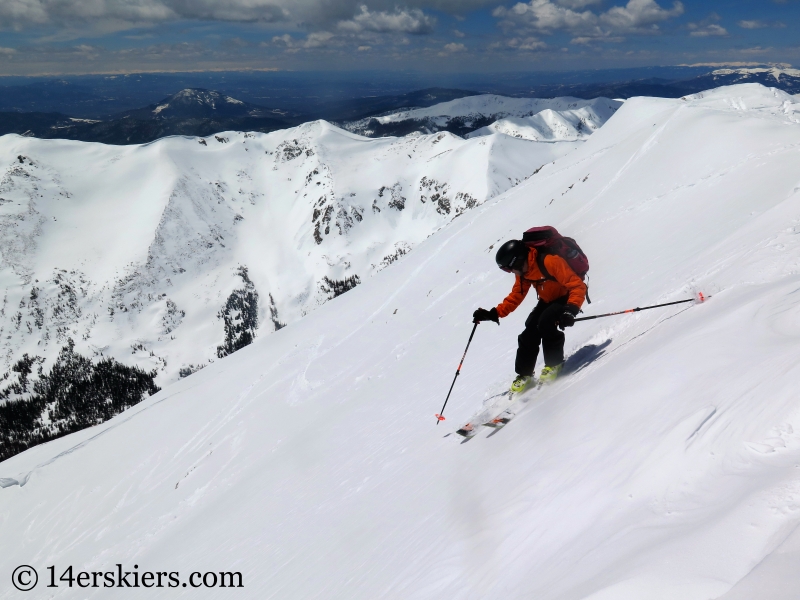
left=114, top=88, right=267, bottom=120
left=167, top=88, right=245, bottom=106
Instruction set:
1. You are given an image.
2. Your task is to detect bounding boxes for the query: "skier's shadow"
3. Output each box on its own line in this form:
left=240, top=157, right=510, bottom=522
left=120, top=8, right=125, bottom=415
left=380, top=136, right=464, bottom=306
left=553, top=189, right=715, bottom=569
left=562, top=339, right=612, bottom=376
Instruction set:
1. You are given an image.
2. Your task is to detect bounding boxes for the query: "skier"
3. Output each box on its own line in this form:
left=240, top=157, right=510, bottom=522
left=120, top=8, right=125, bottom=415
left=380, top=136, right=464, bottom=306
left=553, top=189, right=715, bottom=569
left=473, top=239, right=587, bottom=393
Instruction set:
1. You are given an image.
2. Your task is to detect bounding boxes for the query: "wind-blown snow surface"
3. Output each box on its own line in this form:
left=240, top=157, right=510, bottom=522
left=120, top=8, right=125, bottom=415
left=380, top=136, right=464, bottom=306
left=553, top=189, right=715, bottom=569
left=0, top=122, right=574, bottom=387
left=3, top=84, right=800, bottom=599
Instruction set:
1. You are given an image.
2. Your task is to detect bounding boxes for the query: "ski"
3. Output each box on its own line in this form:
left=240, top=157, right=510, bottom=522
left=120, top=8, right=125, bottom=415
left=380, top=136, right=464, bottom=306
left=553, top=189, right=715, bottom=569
left=455, top=405, right=515, bottom=438
left=455, top=422, right=479, bottom=438
left=454, top=379, right=545, bottom=438
left=484, top=408, right=516, bottom=427
left=454, top=391, right=512, bottom=438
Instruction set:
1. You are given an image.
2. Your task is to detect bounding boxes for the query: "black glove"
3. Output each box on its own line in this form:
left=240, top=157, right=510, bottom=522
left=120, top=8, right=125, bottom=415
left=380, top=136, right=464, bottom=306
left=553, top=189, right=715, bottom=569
left=473, top=307, right=499, bottom=324
left=558, top=304, right=581, bottom=330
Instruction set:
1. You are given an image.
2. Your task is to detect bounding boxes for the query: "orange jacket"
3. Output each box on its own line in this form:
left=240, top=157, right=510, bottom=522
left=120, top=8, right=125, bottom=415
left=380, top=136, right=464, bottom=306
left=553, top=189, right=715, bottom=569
left=496, top=248, right=587, bottom=318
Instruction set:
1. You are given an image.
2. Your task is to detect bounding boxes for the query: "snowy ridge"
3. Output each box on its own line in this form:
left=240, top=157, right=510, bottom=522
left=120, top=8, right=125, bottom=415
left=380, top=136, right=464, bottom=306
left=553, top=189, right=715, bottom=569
left=712, top=66, right=800, bottom=82
left=343, top=94, right=621, bottom=138
left=698, top=68, right=800, bottom=96
left=3, top=84, right=800, bottom=598
left=376, top=94, right=618, bottom=124
left=466, top=99, right=620, bottom=141
left=0, top=121, right=579, bottom=390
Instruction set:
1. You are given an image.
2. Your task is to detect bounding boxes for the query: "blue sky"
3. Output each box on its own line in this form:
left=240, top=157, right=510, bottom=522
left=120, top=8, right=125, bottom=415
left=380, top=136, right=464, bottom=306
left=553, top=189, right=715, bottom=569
left=0, top=0, right=797, bottom=75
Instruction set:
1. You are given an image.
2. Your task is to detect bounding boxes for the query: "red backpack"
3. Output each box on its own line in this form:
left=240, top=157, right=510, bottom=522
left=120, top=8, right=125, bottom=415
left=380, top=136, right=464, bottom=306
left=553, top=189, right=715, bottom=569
left=522, top=226, right=590, bottom=300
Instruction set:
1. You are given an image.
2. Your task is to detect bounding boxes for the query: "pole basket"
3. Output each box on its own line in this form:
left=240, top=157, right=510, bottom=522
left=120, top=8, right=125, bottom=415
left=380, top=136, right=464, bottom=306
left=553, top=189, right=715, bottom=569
left=435, top=414, right=446, bottom=422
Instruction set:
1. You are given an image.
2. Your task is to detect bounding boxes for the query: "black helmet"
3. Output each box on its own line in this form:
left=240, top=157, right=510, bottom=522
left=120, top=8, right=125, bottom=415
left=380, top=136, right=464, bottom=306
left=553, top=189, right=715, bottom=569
left=495, top=240, right=529, bottom=272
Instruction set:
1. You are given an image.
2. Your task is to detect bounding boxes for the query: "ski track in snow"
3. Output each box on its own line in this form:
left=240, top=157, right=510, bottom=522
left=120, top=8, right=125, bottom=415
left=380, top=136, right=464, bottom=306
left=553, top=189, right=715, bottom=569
left=2, top=84, right=800, bottom=599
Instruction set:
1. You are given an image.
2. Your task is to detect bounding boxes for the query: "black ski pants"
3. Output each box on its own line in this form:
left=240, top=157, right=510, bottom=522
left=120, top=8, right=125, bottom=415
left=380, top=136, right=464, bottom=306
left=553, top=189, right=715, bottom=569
left=515, top=296, right=568, bottom=376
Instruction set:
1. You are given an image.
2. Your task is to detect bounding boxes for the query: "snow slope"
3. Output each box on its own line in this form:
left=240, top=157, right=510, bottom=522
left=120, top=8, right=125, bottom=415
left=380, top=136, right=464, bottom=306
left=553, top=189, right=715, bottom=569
left=0, top=122, right=576, bottom=388
left=344, top=94, right=621, bottom=138
left=376, top=94, right=619, bottom=125
left=3, top=83, right=800, bottom=599
left=466, top=99, right=620, bottom=142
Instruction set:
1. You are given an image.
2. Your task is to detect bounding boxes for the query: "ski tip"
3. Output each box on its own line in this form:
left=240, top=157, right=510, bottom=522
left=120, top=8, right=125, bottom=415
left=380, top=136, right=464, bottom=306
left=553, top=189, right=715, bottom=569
left=435, top=413, right=446, bottom=422
left=455, top=423, right=475, bottom=437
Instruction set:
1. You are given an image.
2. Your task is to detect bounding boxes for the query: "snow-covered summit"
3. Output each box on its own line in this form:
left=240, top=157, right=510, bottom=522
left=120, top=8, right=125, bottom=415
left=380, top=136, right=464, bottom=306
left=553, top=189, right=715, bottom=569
left=683, top=83, right=800, bottom=122
left=3, top=83, right=800, bottom=598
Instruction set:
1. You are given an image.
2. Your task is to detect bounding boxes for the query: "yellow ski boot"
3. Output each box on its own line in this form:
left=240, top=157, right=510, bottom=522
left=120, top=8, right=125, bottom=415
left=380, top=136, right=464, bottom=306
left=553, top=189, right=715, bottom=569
left=539, top=363, right=563, bottom=384
left=510, top=375, right=531, bottom=393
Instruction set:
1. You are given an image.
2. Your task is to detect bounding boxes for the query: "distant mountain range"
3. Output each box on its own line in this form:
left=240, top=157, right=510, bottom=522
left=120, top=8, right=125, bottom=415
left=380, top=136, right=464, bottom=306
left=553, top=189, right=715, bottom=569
left=0, top=87, right=482, bottom=145
left=547, top=66, right=800, bottom=99
left=0, top=67, right=798, bottom=145
left=0, top=89, right=293, bottom=145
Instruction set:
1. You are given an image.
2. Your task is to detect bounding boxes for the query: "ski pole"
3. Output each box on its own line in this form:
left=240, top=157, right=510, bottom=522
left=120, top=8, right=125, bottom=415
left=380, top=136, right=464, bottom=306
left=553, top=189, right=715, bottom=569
left=435, top=321, right=479, bottom=424
left=574, top=293, right=707, bottom=323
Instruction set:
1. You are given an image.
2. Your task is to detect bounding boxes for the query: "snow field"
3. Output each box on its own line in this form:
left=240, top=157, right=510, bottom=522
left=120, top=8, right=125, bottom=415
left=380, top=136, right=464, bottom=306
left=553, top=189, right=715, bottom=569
left=2, top=84, right=800, bottom=599
left=344, top=95, right=621, bottom=141
left=466, top=100, right=621, bottom=142
left=0, top=120, right=575, bottom=387
left=376, top=95, right=619, bottom=126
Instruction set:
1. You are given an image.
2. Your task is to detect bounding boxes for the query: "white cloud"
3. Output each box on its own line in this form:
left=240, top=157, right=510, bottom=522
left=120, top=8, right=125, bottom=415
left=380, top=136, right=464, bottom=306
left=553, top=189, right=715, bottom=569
left=688, top=23, right=727, bottom=37
left=0, top=47, right=17, bottom=56
left=337, top=5, right=435, bottom=35
left=493, top=0, right=684, bottom=42
left=0, top=0, right=296, bottom=33
left=493, top=0, right=598, bottom=33
left=438, top=42, right=466, bottom=56
left=303, top=31, right=335, bottom=47
left=272, top=31, right=336, bottom=51
left=508, top=36, right=546, bottom=50
left=600, top=0, right=683, bottom=32
left=488, top=36, right=547, bottom=51
left=687, top=14, right=727, bottom=38
left=453, top=29, right=466, bottom=37
left=738, top=19, right=786, bottom=29
left=442, top=42, right=466, bottom=52
left=571, top=34, right=623, bottom=44
left=357, top=45, right=371, bottom=51
left=74, top=44, right=101, bottom=59
left=555, top=0, right=601, bottom=8
left=272, top=34, right=294, bottom=46
left=739, top=46, right=772, bottom=55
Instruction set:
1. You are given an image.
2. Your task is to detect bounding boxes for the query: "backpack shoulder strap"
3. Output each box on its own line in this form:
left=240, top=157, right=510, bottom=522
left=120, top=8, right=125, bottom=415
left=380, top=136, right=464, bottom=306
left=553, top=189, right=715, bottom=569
left=536, top=250, right=553, bottom=281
